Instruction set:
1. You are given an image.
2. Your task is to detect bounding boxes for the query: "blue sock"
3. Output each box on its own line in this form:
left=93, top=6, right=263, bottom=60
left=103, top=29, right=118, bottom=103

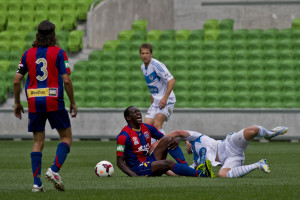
left=31, top=152, right=42, bottom=187
left=168, top=146, right=188, bottom=166
left=51, top=142, right=70, bottom=173
left=172, top=163, right=205, bottom=177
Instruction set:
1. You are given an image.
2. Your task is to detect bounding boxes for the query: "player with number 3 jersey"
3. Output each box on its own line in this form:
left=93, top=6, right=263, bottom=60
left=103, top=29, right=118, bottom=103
left=13, top=20, right=77, bottom=192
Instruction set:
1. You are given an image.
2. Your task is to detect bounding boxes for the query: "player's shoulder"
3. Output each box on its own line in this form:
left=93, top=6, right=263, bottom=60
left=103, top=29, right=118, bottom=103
left=151, top=58, right=165, bottom=66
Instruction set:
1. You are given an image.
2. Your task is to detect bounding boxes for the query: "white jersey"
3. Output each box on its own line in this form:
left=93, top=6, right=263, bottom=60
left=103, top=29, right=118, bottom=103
left=186, top=131, right=221, bottom=167
left=141, top=58, right=176, bottom=105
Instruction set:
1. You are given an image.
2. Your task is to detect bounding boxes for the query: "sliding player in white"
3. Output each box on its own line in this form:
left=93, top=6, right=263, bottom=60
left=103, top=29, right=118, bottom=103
left=139, top=43, right=176, bottom=146
left=166, top=125, right=288, bottom=178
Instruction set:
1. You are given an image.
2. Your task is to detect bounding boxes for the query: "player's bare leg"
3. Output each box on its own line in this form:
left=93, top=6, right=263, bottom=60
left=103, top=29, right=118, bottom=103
left=57, top=127, right=73, bottom=146
left=32, top=131, right=45, bottom=152
left=153, top=113, right=167, bottom=132
left=144, top=117, right=154, bottom=125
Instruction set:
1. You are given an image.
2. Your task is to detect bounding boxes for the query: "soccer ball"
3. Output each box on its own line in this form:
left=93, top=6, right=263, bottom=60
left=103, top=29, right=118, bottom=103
left=95, top=160, right=114, bottom=177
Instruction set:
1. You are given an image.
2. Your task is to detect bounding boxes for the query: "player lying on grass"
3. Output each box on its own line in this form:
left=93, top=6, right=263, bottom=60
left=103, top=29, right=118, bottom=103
left=166, top=125, right=288, bottom=178
left=116, top=106, right=214, bottom=177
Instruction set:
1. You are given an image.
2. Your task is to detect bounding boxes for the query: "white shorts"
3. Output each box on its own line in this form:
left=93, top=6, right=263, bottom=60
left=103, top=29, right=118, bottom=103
left=217, top=129, right=249, bottom=169
left=145, top=101, right=175, bottom=122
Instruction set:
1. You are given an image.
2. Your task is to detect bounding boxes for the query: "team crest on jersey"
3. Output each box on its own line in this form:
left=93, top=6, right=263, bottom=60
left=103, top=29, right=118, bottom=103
left=143, top=131, right=150, bottom=139
left=149, top=75, right=153, bottom=81
left=132, top=137, right=139, bottom=145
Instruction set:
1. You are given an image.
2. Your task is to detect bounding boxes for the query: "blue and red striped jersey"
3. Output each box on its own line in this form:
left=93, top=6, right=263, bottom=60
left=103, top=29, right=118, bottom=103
left=116, top=123, right=164, bottom=170
left=18, top=46, right=71, bottom=113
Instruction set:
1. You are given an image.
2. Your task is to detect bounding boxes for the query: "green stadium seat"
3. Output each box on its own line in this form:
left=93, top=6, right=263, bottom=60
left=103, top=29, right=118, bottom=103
left=21, top=2, right=35, bottom=12
left=115, top=51, right=131, bottom=62
left=62, top=12, right=77, bottom=31
left=247, top=29, right=263, bottom=40
left=175, top=29, right=191, bottom=41
left=231, top=39, right=248, bottom=51
left=0, top=51, right=10, bottom=60
left=48, top=1, right=62, bottom=12
left=0, top=41, right=10, bottom=52
left=160, top=30, right=176, bottom=41
left=76, top=1, right=90, bottom=20
left=218, top=19, right=234, bottom=30
left=0, top=14, right=6, bottom=31
left=117, top=41, right=131, bottom=51
left=129, top=40, right=144, bottom=51
left=7, top=2, right=21, bottom=12
left=34, top=11, right=49, bottom=26
left=277, top=39, right=293, bottom=50
left=128, top=51, right=140, bottom=61
left=261, top=28, right=278, bottom=40
left=232, top=29, right=248, bottom=40
left=62, top=1, right=76, bottom=12
left=203, top=19, right=218, bottom=30
left=103, top=40, right=119, bottom=52
left=147, top=30, right=162, bottom=41
left=131, top=30, right=147, bottom=41
left=0, top=2, right=7, bottom=13
left=217, top=40, right=232, bottom=50
left=217, top=50, right=233, bottom=61
left=188, top=40, right=204, bottom=51
left=100, top=52, right=116, bottom=62
left=292, top=18, right=300, bottom=30
left=261, top=39, right=277, bottom=50
left=0, top=60, right=11, bottom=71
left=247, top=39, right=262, bottom=50
left=187, top=50, right=203, bottom=61
left=88, top=50, right=103, bottom=61
left=263, top=50, right=279, bottom=60
left=118, top=30, right=134, bottom=41
left=131, top=20, right=148, bottom=31
left=204, top=29, right=219, bottom=41
left=174, top=40, right=190, bottom=51
left=68, top=30, right=84, bottom=52
left=8, top=51, right=22, bottom=61
left=218, top=30, right=233, bottom=40
left=202, top=40, right=218, bottom=51
left=291, top=29, right=300, bottom=40
left=277, top=29, right=292, bottom=39
left=74, top=60, right=89, bottom=72
left=188, top=30, right=204, bottom=41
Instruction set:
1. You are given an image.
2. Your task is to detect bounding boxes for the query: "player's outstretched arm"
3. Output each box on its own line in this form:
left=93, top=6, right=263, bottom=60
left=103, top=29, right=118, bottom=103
left=167, top=130, right=190, bottom=139
left=116, top=156, right=139, bottom=177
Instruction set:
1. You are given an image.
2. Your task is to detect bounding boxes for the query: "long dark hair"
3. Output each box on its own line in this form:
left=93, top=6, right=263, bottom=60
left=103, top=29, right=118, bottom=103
left=32, top=20, right=59, bottom=47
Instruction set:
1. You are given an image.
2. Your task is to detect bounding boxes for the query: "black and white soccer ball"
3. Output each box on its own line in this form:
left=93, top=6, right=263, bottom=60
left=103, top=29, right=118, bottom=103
left=95, top=160, right=114, bottom=177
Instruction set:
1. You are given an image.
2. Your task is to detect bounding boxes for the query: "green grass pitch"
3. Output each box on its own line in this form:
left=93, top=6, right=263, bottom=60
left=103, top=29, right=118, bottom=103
left=0, top=140, right=299, bottom=200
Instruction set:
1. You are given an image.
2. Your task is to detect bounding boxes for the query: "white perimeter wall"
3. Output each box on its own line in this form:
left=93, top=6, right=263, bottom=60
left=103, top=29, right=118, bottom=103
left=1, top=109, right=299, bottom=140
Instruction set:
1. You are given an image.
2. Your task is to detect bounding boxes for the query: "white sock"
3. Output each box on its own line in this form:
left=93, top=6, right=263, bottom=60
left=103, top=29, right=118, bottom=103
left=256, top=126, right=272, bottom=138
left=159, top=129, right=165, bottom=135
left=227, top=163, right=258, bottom=178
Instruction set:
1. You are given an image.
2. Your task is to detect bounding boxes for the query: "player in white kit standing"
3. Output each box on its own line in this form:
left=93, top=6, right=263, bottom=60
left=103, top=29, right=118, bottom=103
left=166, top=125, right=288, bottom=178
left=139, top=43, right=176, bottom=146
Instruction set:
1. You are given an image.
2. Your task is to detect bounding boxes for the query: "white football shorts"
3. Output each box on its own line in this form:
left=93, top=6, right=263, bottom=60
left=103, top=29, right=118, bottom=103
left=217, top=129, right=249, bottom=169
left=145, top=101, right=175, bottom=122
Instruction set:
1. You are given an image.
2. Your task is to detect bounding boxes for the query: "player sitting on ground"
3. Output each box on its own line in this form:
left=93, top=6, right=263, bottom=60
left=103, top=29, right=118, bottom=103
left=166, top=125, right=288, bottom=178
left=116, top=106, right=214, bottom=177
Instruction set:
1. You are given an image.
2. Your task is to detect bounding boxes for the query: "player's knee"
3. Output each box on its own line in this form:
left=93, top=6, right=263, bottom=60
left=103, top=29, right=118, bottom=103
left=245, top=126, right=260, bottom=136
left=161, top=136, right=173, bottom=145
